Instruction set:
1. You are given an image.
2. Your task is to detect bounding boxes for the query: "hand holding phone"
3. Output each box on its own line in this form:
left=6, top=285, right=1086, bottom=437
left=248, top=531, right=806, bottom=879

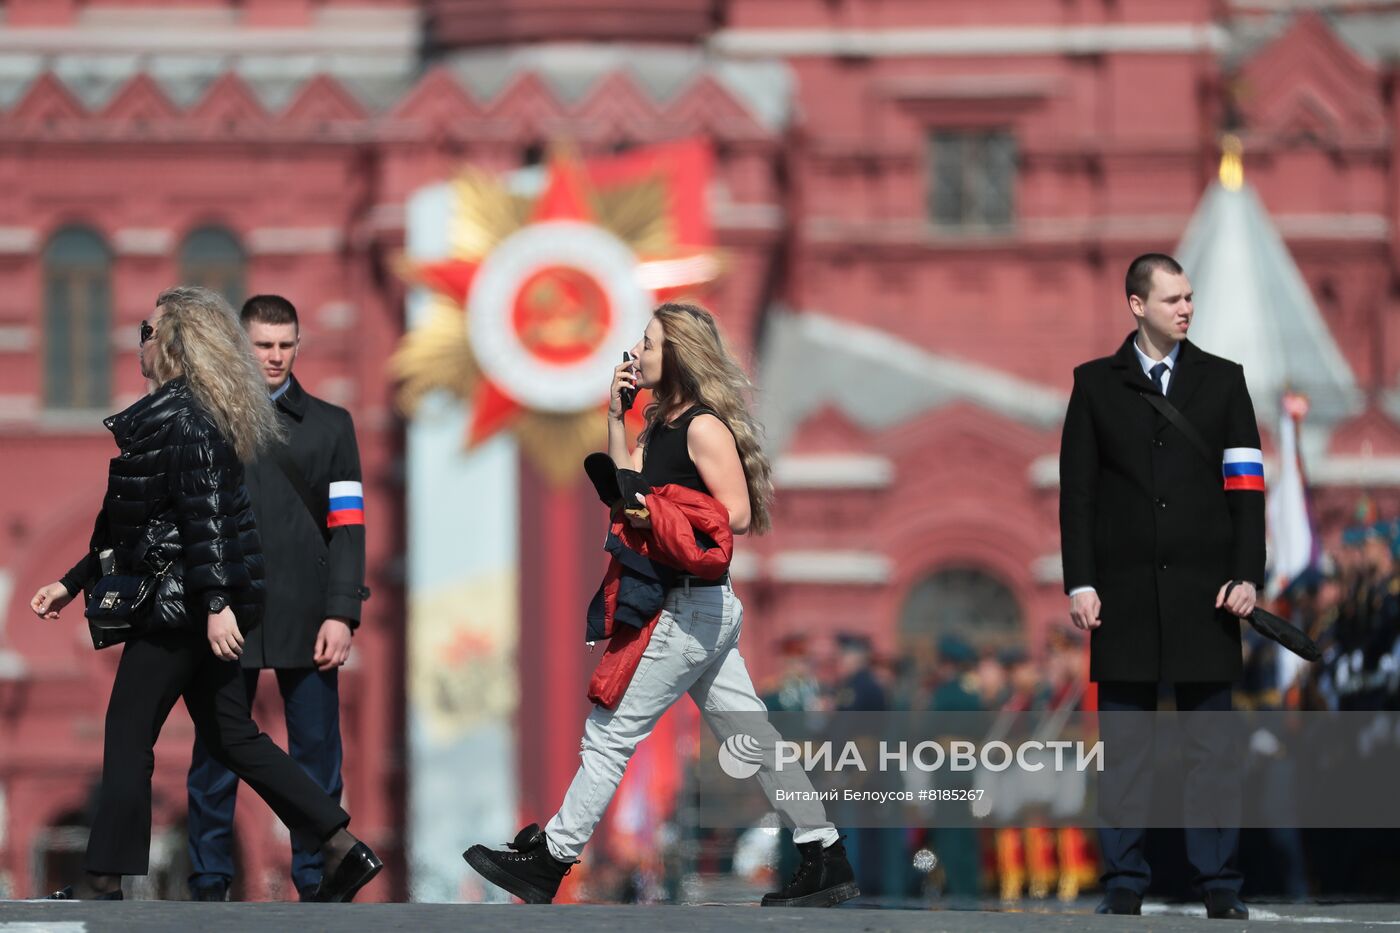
left=619, top=351, right=637, bottom=413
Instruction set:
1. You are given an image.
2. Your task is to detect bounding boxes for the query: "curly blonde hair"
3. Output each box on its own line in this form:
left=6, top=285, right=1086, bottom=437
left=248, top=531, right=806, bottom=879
left=642, top=302, right=774, bottom=534
left=146, top=286, right=284, bottom=461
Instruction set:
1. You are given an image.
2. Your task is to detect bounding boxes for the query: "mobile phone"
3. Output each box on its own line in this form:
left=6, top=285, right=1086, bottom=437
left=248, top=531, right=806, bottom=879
left=620, top=351, right=637, bottom=412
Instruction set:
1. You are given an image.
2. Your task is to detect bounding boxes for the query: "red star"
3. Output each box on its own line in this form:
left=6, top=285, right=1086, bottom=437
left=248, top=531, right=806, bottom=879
left=408, top=150, right=663, bottom=446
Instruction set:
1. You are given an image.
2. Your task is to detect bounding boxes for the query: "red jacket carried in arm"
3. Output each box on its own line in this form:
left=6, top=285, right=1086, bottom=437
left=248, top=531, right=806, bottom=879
left=588, top=484, right=733, bottom=709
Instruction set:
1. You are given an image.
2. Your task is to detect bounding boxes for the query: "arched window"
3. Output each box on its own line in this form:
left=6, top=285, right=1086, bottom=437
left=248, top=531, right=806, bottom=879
left=179, top=226, right=246, bottom=309
left=899, top=565, right=1022, bottom=646
left=44, top=227, right=112, bottom=410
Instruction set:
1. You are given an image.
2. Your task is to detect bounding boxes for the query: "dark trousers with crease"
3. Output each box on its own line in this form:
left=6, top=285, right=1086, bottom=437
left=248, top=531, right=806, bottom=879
left=84, top=629, right=349, bottom=876
left=187, top=667, right=343, bottom=893
left=1096, top=680, right=1242, bottom=896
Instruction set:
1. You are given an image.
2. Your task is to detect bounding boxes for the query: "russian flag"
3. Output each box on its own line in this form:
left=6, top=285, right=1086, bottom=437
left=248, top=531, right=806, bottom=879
left=328, top=480, right=365, bottom=528
left=1223, top=448, right=1265, bottom=492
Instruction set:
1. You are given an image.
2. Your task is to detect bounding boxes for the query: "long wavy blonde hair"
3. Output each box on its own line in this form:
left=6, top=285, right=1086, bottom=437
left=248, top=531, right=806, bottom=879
left=146, top=286, right=285, bottom=461
left=642, top=302, right=774, bottom=534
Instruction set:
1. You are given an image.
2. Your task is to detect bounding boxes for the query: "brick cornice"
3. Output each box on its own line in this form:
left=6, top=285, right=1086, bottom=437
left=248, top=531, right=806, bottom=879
left=2, top=64, right=783, bottom=146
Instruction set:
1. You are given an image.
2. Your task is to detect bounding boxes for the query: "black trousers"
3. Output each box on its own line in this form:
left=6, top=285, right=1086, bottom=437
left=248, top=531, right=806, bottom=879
left=1096, top=680, right=1242, bottom=896
left=85, top=628, right=350, bottom=875
left=187, top=667, right=343, bottom=892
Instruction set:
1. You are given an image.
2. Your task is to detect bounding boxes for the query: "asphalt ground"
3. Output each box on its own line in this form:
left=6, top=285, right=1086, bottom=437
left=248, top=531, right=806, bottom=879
left=2, top=898, right=1400, bottom=932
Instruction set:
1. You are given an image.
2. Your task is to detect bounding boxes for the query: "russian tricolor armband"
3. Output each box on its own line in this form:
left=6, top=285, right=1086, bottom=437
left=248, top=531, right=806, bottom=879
left=328, top=481, right=365, bottom=527
left=1222, top=448, right=1265, bottom=492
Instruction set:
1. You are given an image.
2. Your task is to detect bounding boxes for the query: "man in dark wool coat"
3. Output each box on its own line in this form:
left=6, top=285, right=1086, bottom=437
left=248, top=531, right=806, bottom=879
left=1059, top=253, right=1264, bottom=920
left=185, top=294, right=370, bottom=902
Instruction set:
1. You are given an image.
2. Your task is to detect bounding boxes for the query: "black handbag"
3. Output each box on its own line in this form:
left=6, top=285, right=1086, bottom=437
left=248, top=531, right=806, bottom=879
left=84, top=541, right=171, bottom=650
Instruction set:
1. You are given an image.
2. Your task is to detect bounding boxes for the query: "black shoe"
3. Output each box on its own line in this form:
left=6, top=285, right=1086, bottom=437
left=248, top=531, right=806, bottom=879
left=314, top=841, right=383, bottom=903
left=463, top=823, right=578, bottom=904
left=42, top=884, right=123, bottom=901
left=190, top=880, right=228, bottom=902
left=760, top=837, right=860, bottom=908
left=1095, top=887, right=1143, bottom=915
left=1204, top=889, right=1248, bottom=920
left=297, top=883, right=320, bottom=903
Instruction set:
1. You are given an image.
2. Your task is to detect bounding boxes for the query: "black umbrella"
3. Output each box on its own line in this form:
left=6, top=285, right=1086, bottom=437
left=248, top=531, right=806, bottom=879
left=1248, top=606, right=1322, bottom=662
left=1225, top=582, right=1322, bottom=662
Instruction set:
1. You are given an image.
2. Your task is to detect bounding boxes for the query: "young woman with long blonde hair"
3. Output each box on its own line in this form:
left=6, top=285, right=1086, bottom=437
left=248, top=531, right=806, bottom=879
left=465, top=302, right=859, bottom=908
left=28, top=286, right=380, bottom=902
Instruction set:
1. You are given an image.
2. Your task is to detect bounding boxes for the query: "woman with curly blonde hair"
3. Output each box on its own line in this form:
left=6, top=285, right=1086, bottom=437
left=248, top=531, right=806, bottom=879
left=138, top=285, right=285, bottom=462
left=465, top=302, right=859, bottom=909
left=29, top=286, right=381, bottom=902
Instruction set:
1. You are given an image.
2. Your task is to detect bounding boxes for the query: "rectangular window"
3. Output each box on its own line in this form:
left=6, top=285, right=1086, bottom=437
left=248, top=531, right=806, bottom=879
left=44, top=227, right=112, bottom=411
left=928, top=130, right=1017, bottom=230
left=44, top=261, right=111, bottom=409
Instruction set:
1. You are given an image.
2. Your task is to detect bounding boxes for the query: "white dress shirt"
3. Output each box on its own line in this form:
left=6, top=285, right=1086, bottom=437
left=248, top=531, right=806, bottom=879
left=1132, top=337, right=1179, bottom=395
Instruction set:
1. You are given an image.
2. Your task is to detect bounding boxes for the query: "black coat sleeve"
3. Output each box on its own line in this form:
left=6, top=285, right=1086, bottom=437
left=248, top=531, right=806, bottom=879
left=60, top=507, right=108, bottom=597
left=169, top=420, right=251, bottom=602
left=1059, top=367, right=1098, bottom=594
left=325, top=408, right=368, bottom=626
left=1225, top=364, right=1267, bottom=587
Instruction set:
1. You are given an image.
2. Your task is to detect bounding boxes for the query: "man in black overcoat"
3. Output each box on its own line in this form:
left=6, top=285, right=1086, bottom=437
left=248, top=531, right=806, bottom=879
left=1059, top=254, right=1265, bottom=920
left=185, top=295, right=369, bottom=901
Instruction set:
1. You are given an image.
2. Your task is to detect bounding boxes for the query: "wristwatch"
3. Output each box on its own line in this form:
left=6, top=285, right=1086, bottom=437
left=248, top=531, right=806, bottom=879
left=207, top=593, right=230, bottom=614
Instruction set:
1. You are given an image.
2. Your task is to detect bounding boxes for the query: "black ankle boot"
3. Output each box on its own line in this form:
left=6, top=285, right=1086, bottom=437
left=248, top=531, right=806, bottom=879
left=314, top=840, right=383, bottom=903
left=463, top=823, right=578, bottom=904
left=761, top=837, right=860, bottom=908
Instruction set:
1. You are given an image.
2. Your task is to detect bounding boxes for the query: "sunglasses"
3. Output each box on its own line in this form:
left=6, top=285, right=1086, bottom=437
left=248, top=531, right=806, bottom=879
left=139, top=320, right=154, bottom=346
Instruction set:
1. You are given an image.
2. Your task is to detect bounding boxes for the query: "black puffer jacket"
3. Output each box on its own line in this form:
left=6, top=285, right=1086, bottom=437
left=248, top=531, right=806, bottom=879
left=62, top=377, right=265, bottom=633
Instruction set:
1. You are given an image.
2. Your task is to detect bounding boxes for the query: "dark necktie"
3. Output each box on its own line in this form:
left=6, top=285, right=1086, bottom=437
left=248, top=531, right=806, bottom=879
left=1150, top=361, right=1168, bottom=395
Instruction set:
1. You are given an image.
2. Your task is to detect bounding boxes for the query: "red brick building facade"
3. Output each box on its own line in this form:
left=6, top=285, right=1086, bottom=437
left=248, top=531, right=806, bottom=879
left=2, top=0, right=1400, bottom=900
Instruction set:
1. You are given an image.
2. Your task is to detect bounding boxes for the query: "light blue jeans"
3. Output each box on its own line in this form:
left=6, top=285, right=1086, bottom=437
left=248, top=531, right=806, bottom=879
left=545, top=581, right=839, bottom=859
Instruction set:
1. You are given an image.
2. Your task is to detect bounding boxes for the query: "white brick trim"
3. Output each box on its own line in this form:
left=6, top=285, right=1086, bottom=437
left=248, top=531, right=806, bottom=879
left=112, top=228, right=174, bottom=256
left=769, top=550, right=891, bottom=585
left=773, top=454, right=894, bottom=490
left=247, top=227, right=343, bottom=255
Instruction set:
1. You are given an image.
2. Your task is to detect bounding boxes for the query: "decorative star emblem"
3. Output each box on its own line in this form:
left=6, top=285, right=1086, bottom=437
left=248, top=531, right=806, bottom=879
left=391, top=144, right=719, bottom=484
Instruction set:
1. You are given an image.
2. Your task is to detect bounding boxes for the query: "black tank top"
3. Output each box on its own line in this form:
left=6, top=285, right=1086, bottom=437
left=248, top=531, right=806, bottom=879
left=641, top=404, right=715, bottom=494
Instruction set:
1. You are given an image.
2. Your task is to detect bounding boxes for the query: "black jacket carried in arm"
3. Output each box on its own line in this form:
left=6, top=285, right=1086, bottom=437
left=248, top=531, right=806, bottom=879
left=1059, top=334, right=1266, bottom=684
left=61, top=377, right=265, bottom=633
left=238, top=375, right=368, bottom=669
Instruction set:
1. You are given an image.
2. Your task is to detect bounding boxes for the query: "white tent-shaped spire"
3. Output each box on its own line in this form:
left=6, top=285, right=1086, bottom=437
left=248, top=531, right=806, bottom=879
left=1176, top=141, right=1362, bottom=431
